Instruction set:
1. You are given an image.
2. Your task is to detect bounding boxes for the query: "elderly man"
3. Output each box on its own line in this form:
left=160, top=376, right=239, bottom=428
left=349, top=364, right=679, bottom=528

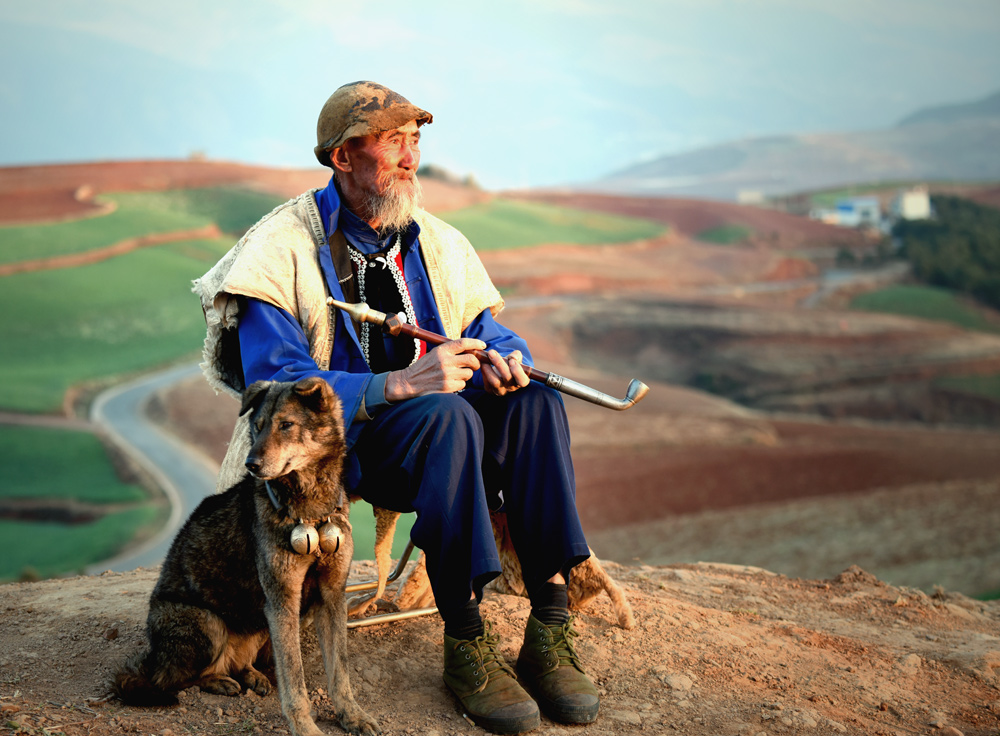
left=195, top=81, right=598, bottom=734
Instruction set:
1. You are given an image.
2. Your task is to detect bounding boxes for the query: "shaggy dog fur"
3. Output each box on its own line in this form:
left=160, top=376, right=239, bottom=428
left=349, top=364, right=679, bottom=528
left=112, top=378, right=379, bottom=736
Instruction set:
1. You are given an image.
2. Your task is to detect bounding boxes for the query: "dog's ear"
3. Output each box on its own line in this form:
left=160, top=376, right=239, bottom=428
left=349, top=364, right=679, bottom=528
left=294, top=376, right=335, bottom=414
left=240, top=381, right=273, bottom=416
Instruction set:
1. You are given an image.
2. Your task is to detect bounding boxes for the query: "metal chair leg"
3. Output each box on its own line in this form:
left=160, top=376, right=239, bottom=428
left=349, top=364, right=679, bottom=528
left=346, top=540, right=438, bottom=629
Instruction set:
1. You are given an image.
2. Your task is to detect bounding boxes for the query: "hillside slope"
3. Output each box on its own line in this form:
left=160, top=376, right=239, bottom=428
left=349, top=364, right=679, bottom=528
left=0, top=160, right=489, bottom=224
left=1, top=562, right=998, bottom=736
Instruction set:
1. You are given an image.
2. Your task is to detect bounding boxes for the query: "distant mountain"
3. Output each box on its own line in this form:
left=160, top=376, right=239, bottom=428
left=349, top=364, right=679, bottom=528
left=590, top=90, right=1000, bottom=201
left=898, top=90, right=1000, bottom=127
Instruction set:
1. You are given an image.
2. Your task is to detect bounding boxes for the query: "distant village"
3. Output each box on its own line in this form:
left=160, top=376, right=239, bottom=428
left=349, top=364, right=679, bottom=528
left=762, top=185, right=934, bottom=234
left=807, top=186, right=933, bottom=233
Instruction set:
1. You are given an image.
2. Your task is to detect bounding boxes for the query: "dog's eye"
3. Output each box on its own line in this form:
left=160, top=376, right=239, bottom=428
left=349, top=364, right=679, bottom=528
left=279, top=421, right=294, bottom=430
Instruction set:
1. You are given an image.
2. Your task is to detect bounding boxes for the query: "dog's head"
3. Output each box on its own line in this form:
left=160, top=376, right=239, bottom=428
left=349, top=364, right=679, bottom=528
left=241, top=377, right=346, bottom=482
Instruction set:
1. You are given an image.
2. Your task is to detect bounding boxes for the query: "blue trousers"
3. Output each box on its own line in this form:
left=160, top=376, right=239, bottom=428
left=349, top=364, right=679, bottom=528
left=350, top=383, right=591, bottom=615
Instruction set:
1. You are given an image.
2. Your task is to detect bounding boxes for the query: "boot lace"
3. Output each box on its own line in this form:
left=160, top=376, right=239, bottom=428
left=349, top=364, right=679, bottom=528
left=454, top=622, right=516, bottom=688
left=540, top=617, right=583, bottom=670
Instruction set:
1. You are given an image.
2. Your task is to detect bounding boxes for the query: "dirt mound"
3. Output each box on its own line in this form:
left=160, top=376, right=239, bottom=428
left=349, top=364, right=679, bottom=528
left=2, top=561, right=998, bottom=736
left=0, top=160, right=489, bottom=225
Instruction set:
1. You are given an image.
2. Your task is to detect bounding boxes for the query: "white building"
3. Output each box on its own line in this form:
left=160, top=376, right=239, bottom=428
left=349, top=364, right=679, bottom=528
left=835, top=196, right=882, bottom=228
left=890, top=187, right=932, bottom=220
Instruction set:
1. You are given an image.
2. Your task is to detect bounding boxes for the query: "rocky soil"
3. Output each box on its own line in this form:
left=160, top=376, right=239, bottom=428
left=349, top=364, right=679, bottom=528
left=3, top=561, right=1000, bottom=736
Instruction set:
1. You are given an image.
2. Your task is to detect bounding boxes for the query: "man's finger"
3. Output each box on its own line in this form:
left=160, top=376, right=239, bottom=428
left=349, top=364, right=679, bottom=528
left=488, top=350, right=512, bottom=383
left=454, top=352, right=482, bottom=371
left=483, top=364, right=512, bottom=396
left=449, top=338, right=487, bottom=354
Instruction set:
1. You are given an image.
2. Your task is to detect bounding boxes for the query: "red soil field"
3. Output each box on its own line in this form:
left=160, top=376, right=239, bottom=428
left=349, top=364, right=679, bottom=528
left=506, top=190, right=873, bottom=251
left=0, top=159, right=488, bottom=224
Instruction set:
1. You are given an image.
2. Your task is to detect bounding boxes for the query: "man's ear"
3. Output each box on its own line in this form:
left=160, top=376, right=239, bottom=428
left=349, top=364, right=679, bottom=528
left=329, top=145, right=353, bottom=174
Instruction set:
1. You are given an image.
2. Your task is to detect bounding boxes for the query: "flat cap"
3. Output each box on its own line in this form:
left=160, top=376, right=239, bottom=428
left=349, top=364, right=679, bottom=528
left=314, top=81, right=433, bottom=167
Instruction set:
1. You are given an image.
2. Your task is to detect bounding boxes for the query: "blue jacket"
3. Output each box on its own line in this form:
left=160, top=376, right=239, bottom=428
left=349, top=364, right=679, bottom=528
left=237, top=177, right=531, bottom=448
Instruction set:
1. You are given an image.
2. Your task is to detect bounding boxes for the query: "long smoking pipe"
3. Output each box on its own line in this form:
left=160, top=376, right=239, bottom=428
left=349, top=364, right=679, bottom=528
left=327, top=298, right=649, bottom=411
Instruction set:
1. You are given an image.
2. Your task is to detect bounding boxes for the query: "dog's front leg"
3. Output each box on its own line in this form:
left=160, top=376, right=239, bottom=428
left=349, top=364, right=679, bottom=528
left=263, top=569, right=324, bottom=736
left=316, top=546, right=380, bottom=735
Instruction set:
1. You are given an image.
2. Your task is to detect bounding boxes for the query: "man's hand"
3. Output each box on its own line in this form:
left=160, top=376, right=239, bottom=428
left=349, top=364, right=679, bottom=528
left=481, top=349, right=529, bottom=397
left=385, top=338, right=485, bottom=401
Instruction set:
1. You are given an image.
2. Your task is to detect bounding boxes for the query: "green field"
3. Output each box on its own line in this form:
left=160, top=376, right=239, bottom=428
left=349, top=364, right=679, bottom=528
left=0, top=509, right=161, bottom=582
left=349, top=510, right=418, bottom=564
left=438, top=198, right=666, bottom=250
left=0, top=236, right=232, bottom=412
left=0, top=187, right=284, bottom=265
left=0, top=425, right=147, bottom=503
left=2, top=189, right=669, bottom=580
left=851, top=284, right=1000, bottom=405
left=695, top=224, right=753, bottom=244
left=934, top=374, right=1000, bottom=401
left=849, top=284, right=1000, bottom=334
left=0, top=424, right=160, bottom=582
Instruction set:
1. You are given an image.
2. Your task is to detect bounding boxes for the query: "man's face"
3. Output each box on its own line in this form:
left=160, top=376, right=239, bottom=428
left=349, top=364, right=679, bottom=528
left=334, top=120, right=422, bottom=231
left=343, top=120, right=421, bottom=199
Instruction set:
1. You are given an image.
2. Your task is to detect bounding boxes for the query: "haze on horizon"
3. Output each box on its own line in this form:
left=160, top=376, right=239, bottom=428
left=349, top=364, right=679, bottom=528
left=1, top=0, right=998, bottom=190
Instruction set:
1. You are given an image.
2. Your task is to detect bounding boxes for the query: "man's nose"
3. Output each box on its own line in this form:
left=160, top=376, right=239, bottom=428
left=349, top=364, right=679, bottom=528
left=399, top=144, right=418, bottom=169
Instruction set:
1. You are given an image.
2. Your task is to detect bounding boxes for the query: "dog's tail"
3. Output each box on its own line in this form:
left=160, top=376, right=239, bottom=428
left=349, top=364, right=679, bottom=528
left=109, top=650, right=179, bottom=707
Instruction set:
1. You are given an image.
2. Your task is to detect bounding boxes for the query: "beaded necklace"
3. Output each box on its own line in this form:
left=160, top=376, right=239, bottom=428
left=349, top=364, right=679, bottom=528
left=347, top=233, right=420, bottom=369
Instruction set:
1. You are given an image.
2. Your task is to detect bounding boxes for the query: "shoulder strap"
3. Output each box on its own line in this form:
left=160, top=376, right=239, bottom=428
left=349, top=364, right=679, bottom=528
left=303, top=189, right=360, bottom=337
left=327, top=228, right=358, bottom=306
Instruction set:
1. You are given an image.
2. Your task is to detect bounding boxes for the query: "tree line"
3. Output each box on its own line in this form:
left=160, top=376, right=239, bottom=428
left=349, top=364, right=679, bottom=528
left=895, top=195, right=1000, bottom=310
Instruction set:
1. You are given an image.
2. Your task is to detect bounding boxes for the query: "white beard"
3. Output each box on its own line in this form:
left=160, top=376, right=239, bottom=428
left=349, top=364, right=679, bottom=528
left=364, top=176, right=423, bottom=233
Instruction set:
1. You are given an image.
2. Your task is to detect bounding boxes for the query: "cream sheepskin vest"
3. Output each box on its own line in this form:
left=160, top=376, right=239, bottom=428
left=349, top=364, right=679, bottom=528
left=193, top=189, right=504, bottom=490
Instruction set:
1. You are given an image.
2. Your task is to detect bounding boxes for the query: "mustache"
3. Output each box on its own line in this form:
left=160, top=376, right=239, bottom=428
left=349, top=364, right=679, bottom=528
left=375, top=169, right=416, bottom=190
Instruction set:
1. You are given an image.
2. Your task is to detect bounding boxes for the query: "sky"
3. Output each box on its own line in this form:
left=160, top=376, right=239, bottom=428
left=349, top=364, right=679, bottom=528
left=1, top=0, right=999, bottom=190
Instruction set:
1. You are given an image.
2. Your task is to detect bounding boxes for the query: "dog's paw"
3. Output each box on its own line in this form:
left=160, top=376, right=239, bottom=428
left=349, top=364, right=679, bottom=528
left=199, top=675, right=242, bottom=697
left=242, top=667, right=273, bottom=697
left=337, top=706, right=380, bottom=736
left=347, top=593, right=376, bottom=618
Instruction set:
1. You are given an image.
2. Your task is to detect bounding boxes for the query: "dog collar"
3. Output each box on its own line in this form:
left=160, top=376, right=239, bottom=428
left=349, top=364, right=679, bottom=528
left=265, top=481, right=285, bottom=513
left=265, top=481, right=344, bottom=556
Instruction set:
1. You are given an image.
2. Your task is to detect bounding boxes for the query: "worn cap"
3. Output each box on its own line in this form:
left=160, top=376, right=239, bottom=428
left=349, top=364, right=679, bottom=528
left=314, top=81, right=433, bottom=167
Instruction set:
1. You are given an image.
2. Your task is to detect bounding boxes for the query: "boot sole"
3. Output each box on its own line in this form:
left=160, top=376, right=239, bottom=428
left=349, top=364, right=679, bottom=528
left=445, top=684, right=541, bottom=734
left=537, top=697, right=599, bottom=725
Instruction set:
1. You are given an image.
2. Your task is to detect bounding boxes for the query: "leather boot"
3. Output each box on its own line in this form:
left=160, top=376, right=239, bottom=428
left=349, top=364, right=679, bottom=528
left=516, top=614, right=599, bottom=724
left=443, top=622, right=540, bottom=734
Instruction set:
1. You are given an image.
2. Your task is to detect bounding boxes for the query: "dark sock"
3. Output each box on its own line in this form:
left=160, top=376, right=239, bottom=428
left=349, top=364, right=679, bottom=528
left=442, top=597, right=484, bottom=641
left=530, top=582, right=570, bottom=627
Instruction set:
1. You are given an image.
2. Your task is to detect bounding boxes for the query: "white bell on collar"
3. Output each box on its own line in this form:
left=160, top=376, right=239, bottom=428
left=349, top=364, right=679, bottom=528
left=290, top=518, right=345, bottom=555
left=319, top=521, right=344, bottom=554
left=290, top=521, right=320, bottom=555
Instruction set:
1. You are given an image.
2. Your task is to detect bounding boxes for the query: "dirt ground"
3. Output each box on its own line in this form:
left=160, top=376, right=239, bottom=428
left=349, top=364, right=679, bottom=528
left=4, top=161, right=1000, bottom=736
left=3, top=561, right=999, bottom=736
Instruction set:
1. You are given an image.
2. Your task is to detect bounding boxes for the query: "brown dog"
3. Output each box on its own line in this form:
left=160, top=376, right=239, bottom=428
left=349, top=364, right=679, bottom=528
left=112, top=377, right=379, bottom=736
left=349, top=507, right=634, bottom=630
